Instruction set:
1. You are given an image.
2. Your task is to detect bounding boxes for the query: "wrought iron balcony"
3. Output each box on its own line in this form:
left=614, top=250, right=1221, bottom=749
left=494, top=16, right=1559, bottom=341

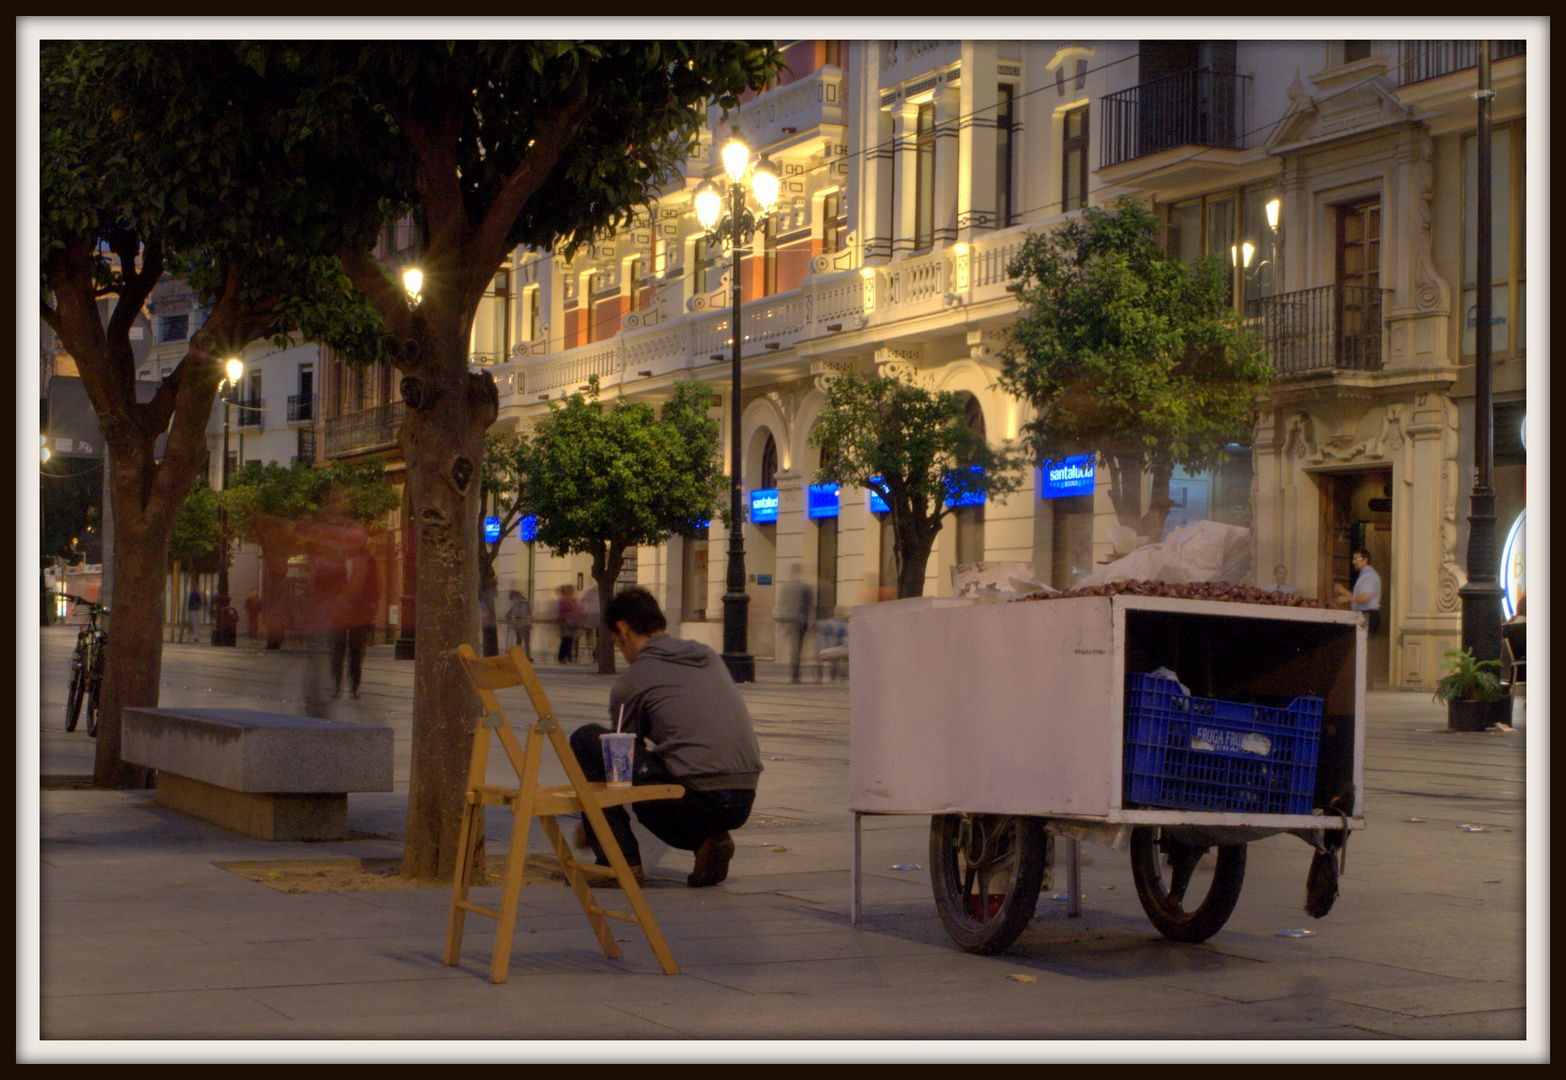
left=1398, top=40, right=1524, bottom=86
left=230, top=394, right=264, bottom=429
left=1245, top=285, right=1391, bottom=377
left=1100, top=67, right=1251, bottom=169
left=324, top=400, right=405, bottom=458
left=294, top=428, right=316, bottom=465
left=287, top=393, right=314, bottom=423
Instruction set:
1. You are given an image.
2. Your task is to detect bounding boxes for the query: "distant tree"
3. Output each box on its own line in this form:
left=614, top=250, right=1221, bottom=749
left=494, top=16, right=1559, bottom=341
left=39, top=42, right=398, bottom=787
left=524, top=378, right=726, bottom=673
left=477, top=431, right=531, bottom=655
left=810, top=372, right=1027, bottom=598
left=167, top=477, right=220, bottom=573
left=1000, top=196, right=1273, bottom=537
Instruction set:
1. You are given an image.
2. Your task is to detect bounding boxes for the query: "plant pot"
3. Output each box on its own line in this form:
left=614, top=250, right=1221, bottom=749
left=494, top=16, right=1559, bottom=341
left=1447, top=697, right=1511, bottom=732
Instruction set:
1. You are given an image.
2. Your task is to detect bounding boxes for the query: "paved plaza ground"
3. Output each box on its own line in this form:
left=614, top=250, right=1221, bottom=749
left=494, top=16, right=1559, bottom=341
left=25, top=623, right=1545, bottom=1061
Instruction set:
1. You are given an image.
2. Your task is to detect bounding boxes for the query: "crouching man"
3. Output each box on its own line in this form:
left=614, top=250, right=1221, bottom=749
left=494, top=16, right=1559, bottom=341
left=570, top=587, right=761, bottom=887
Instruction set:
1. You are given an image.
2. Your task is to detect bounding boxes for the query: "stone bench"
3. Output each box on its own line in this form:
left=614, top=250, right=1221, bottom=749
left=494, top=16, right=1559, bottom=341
left=122, top=707, right=394, bottom=841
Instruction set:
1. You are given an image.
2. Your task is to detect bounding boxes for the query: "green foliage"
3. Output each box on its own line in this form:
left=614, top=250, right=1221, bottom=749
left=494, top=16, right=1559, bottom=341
left=1431, top=648, right=1509, bottom=704
left=809, top=371, right=1027, bottom=596
left=167, top=477, right=220, bottom=569
left=328, top=40, right=781, bottom=263
left=1000, top=196, right=1273, bottom=479
left=523, top=377, right=726, bottom=559
left=225, top=459, right=400, bottom=542
left=41, top=42, right=405, bottom=360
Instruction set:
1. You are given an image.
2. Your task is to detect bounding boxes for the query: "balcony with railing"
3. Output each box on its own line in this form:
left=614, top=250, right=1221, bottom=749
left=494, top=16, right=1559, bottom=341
left=1100, top=68, right=1252, bottom=169
left=231, top=394, right=264, bottom=430
left=287, top=393, right=314, bottom=424
left=1397, top=40, right=1524, bottom=86
left=497, top=225, right=1032, bottom=405
left=294, top=428, right=317, bottom=465
left=1245, top=285, right=1391, bottom=377
left=325, top=400, right=405, bottom=458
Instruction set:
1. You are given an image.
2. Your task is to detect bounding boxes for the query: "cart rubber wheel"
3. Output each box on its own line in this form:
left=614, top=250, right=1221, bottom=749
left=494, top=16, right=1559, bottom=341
left=1129, top=825, right=1247, bottom=943
left=929, top=814, right=1050, bottom=955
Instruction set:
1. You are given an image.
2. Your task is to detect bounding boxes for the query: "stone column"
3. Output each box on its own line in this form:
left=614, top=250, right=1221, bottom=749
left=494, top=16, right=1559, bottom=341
left=958, top=42, right=1001, bottom=243
left=932, top=84, right=962, bottom=248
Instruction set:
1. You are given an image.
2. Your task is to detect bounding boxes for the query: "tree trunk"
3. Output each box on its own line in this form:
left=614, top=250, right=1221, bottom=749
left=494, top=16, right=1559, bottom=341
left=590, top=543, right=624, bottom=676
left=398, top=327, right=499, bottom=881
left=1106, top=454, right=1146, bottom=532
left=93, top=452, right=172, bottom=789
left=894, top=515, right=941, bottom=599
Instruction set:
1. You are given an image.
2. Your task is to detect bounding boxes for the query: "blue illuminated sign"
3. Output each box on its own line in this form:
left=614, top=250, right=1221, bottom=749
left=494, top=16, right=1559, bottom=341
left=483, top=516, right=502, bottom=543
left=944, top=465, right=986, bottom=508
left=750, top=488, right=779, bottom=523
left=1038, top=454, right=1097, bottom=499
left=867, top=479, right=889, bottom=514
left=807, top=483, right=840, bottom=519
left=519, top=514, right=537, bottom=542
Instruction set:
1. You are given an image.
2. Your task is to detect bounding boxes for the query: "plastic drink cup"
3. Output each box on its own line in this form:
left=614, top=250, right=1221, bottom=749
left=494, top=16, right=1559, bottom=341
left=600, top=732, right=636, bottom=787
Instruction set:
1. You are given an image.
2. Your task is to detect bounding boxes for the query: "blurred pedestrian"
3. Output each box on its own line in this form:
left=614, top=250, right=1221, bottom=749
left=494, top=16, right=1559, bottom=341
left=244, top=587, right=263, bottom=640
left=505, top=588, right=532, bottom=660
left=775, top=564, right=813, bottom=683
left=580, top=585, right=601, bottom=663
left=331, top=548, right=380, bottom=700
left=1335, top=549, right=1381, bottom=634
left=556, top=583, right=580, bottom=664
left=480, top=580, right=500, bottom=657
left=185, top=586, right=201, bottom=639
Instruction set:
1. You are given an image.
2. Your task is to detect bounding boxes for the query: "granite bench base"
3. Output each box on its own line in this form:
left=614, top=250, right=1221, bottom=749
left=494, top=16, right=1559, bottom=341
left=122, top=707, right=394, bottom=841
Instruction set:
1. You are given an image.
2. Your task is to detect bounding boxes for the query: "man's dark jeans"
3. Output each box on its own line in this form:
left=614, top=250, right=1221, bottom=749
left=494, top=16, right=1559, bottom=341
left=569, top=723, right=754, bottom=867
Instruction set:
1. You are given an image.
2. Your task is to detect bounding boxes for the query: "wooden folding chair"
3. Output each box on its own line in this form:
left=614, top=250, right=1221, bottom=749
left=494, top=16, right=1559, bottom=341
left=444, top=644, right=685, bottom=982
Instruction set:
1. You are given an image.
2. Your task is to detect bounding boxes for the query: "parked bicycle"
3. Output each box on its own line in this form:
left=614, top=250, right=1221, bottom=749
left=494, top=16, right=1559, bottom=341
left=64, top=594, right=107, bottom=737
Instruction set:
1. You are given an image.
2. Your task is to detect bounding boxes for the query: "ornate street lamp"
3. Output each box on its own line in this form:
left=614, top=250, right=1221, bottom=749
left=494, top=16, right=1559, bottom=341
left=213, top=356, right=245, bottom=646
left=694, top=130, right=779, bottom=684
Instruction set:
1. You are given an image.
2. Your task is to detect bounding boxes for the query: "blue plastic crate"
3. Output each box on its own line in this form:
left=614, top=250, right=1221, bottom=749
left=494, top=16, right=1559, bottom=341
left=1122, top=673, right=1323, bottom=815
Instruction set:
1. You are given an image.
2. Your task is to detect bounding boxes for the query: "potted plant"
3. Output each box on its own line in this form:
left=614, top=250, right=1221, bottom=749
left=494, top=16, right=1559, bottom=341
left=1433, top=648, right=1512, bottom=732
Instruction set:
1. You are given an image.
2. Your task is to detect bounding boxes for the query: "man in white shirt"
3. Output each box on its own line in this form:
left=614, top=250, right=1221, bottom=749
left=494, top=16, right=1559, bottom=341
left=1336, top=549, right=1381, bottom=634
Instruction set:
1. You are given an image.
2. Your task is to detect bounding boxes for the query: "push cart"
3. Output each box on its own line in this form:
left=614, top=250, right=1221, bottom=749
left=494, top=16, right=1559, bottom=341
left=848, top=592, right=1366, bottom=954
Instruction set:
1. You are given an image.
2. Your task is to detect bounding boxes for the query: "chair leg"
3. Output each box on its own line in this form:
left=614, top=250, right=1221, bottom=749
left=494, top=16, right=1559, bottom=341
left=443, top=796, right=484, bottom=966
left=488, top=804, right=536, bottom=985
left=540, top=815, right=621, bottom=959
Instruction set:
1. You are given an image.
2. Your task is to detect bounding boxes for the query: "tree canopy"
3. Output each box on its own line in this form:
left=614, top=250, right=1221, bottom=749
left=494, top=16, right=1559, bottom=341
left=999, top=196, right=1273, bottom=532
left=810, top=371, right=1027, bottom=598
left=524, top=378, right=726, bottom=670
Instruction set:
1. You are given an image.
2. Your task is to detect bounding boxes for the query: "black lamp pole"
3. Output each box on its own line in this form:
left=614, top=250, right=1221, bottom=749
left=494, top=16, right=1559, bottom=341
left=1458, top=40, right=1503, bottom=668
left=717, top=172, right=755, bottom=683
left=213, top=377, right=237, bottom=646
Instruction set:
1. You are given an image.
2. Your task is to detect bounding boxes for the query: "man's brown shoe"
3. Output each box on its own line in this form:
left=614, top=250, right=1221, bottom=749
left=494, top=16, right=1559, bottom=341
left=587, top=863, right=644, bottom=888
left=687, top=832, right=735, bottom=888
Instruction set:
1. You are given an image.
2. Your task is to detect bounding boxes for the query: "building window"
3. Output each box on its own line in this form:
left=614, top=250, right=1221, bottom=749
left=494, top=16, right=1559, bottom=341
left=996, top=85, right=1015, bottom=227
left=693, top=237, right=712, bottom=296
left=1168, top=183, right=1279, bottom=310
left=1343, top=41, right=1372, bottom=64
left=526, top=286, right=541, bottom=342
left=492, top=268, right=511, bottom=362
left=822, top=191, right=843, bottom=254
left=583, top=273, right=600, bottom=345
left=1463, top=123, right=1525, bottom=357
left=160, top=313, right=188, bottom=343
left=627, top=256, right=644, bottom=311
left=760, top=434, right=778, bottom=491
left=914, top=102, right=936, bottom=251
left=761, top=216, right=777, bottom=297
left=1061, top=105, right=1089, bottom=213
left=823, top=40, right=845, bottom=69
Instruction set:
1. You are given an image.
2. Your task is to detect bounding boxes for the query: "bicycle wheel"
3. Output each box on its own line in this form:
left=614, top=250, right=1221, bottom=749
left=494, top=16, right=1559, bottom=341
left=84, top=642, right=104, bottom=738
left=929, top=814, right=1050, bottom=955
left=65, top=639, right=86, bottom=732
left=1129, top=825, right=1247, bottom=944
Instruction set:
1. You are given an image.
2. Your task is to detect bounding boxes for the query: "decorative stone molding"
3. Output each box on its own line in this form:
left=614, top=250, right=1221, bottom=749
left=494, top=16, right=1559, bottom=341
left=1414, top=130, right=1453, bottom=314
left=966, top=328, right=1008, bottom=363
left=810, top=359, right=857, bottom=393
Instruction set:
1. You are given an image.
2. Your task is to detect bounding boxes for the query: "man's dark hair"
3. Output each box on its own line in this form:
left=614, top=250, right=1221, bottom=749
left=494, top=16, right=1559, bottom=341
left=1353, top=548, right=1372, bottom=563
left=604, top=587, right=667, bottom=637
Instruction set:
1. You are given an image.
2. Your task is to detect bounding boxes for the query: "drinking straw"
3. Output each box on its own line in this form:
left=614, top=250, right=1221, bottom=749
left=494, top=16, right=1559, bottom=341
left=615, top=703, right=625, bottom=733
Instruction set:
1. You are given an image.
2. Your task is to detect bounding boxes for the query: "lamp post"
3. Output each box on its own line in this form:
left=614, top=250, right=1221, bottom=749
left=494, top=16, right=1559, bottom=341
left=695, top=130, right=779, bottom=684
left=394, top=266, right=422, bottom=661
left=1459, top=40, right=1504, bottom=674
left=213, top=356, right=245, bottom=646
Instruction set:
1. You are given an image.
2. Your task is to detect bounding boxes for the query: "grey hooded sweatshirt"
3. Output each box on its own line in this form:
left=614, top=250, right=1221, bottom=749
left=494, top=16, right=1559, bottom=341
left=607, top=634, right=762, bottom=792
